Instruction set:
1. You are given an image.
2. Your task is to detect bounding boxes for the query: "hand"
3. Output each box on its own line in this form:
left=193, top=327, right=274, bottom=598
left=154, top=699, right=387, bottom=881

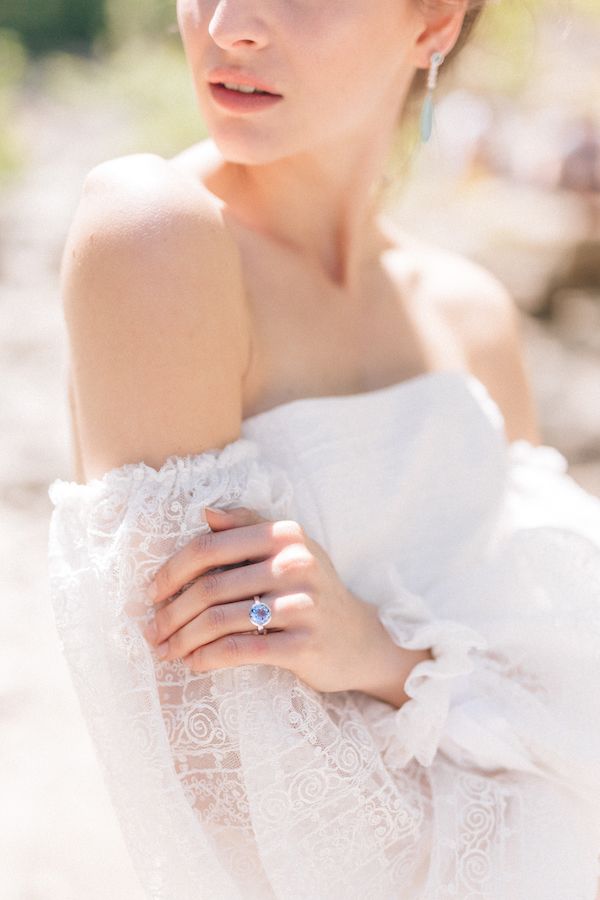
left=142, top=505, right=417, bottom=698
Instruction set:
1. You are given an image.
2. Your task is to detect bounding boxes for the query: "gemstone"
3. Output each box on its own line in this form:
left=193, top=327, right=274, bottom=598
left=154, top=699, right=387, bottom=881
left=249, top=599, right=272, bottom=627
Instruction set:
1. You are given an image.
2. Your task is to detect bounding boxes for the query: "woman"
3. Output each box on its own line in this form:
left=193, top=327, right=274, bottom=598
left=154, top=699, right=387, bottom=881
left=47, top=1, right=600, bottom=898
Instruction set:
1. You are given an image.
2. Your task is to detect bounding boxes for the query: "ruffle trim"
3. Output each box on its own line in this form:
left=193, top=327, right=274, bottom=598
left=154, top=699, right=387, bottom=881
left=507, top=439, right=568, bottom=473
left=47, top=437, right=263, bottom=507
left=373, top=577, right=489, bottom=768
left=47, top=435, right=296, bottom=547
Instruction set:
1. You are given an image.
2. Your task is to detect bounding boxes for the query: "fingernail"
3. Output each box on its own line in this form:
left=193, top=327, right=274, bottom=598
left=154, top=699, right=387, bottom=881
left=204, top=506, right=230, bottom=517
left=145, top=621, right=158, bottom=643
left=147, top=581, right=159, bottom=602
left=157, top=641, right=169, bottom=658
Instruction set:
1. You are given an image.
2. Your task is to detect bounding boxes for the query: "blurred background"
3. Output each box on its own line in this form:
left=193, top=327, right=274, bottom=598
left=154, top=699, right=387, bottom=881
left=0, top=0, right=599, bottom=896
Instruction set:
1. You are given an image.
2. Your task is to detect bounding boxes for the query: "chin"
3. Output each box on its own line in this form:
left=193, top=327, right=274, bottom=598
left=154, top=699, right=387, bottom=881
left=206, top=126, right=296, bottom=167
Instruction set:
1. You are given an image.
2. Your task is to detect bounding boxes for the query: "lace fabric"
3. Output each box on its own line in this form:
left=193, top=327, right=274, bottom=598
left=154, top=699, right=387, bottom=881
left=47, top=395, right=600, bottom=898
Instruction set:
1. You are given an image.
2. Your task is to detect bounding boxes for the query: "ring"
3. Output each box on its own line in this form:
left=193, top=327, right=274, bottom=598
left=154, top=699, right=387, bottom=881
left=249, top=595, right=272, bottom=635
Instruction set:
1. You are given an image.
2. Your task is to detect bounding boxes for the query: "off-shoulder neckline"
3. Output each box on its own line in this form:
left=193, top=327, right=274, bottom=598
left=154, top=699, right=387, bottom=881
left=49, top=368, right=498, bottom=499
left=241, top=368, right=470, bottom=426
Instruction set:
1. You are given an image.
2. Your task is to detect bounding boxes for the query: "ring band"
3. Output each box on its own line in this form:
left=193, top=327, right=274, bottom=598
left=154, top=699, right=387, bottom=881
left=249, top=595, right=272, bottom=635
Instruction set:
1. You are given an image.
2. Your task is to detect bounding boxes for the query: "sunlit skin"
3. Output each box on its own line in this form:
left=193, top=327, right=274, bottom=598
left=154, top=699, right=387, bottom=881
left=175, top=0, right=467, bottom=289
left=143, top=0, right=470, bottom=707
left=145, top=506, right=432, bottom=705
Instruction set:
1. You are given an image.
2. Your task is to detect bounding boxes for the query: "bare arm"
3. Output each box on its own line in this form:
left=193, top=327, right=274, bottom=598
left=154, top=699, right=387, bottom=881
left=60, top=154, right=251, bottom=480
left=59, top=155, right=431, bottom=712
left=66, top=365, right=85, bottom=484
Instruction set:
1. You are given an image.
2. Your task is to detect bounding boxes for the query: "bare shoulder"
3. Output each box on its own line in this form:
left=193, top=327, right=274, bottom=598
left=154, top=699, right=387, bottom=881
left=61, top=152, right=250, bottom=481
left=394, top=229, right=542, bottom=445
left=433, top=246, right=541, bottom=445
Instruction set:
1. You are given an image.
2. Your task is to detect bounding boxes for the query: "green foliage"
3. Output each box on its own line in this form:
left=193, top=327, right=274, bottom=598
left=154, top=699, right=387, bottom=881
left=0, top=26, right=28, bottom=88
left=101, top=0, right=177, bottom=51
left=0, top=29, right=29, bottom=182
left=40, top=35, right=207, bottom=158
left=0, top=0, right=105, bottom=55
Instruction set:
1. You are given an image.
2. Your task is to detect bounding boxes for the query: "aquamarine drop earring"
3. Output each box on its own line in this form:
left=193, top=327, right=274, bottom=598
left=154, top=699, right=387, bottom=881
left=420, top=51, right=445, bottom=143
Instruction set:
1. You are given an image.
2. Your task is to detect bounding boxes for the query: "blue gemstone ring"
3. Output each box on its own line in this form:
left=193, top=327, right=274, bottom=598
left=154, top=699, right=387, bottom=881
left=249, top=595, right=272, bottom=635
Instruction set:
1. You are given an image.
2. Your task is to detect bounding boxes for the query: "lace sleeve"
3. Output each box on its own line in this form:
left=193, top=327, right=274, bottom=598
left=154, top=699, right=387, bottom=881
left=47, top=437, right=295, bottom=900
left=47, top=436, right=600, bottom=900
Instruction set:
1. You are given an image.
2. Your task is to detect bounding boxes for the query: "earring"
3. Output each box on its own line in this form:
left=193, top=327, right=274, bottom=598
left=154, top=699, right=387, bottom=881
left=420, top=51, right=445, bottom=143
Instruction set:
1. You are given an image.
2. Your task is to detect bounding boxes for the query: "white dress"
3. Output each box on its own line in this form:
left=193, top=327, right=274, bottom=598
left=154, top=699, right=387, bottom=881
left=47, top=369, right=600, bottom=900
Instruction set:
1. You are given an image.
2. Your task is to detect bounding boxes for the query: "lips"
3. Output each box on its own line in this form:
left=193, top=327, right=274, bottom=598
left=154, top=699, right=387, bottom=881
left=208, top=82, right=284, bottom=113
left=207, top=67, right=282, bottom=96
left=216, top=82, right=276, bottom=96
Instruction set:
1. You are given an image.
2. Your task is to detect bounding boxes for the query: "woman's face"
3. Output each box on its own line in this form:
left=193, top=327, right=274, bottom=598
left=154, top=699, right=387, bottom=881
left=176, top=0, right=426, bottom=164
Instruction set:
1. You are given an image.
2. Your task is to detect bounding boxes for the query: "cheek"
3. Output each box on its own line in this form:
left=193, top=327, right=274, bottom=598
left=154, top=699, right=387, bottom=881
left=177, top=0, right=200, bottom=26
left=294, top=3, right=407, bottom=98
left=297, top=33, right=404, bottom=125
left=176, top=0, right=205, bottom=52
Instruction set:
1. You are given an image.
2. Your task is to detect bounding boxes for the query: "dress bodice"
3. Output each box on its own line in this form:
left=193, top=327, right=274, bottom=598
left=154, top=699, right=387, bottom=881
left=241, top=369, right=508, bottom=595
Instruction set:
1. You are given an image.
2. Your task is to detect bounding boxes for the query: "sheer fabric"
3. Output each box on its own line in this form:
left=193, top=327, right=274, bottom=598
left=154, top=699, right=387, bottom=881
left=47, top=370, right=600, bottom=899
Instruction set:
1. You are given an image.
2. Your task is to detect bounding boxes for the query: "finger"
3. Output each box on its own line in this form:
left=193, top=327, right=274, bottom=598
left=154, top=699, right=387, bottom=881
left=160, top=592, right=302, bottom=661
left=203, top=506, right=266, bottom=531
left=149, top=539, right=320, bottom=646
left=148, top=517, right=305, bottom=606
left=182, top=627, right=303, bottom=674
left=149, top=557, right=278, bottom=644
left=148, top=521, right=270, bottom=605
left=147, top=504, right=261, bottom=603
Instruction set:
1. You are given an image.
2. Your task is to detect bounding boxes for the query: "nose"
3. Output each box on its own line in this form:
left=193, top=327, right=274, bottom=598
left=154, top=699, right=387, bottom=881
left=208, top=0, right=270, bottom=50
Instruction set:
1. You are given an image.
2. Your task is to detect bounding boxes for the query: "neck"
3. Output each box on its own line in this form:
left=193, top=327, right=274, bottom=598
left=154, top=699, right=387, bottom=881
left=200, top=104, right=404, bottom=295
